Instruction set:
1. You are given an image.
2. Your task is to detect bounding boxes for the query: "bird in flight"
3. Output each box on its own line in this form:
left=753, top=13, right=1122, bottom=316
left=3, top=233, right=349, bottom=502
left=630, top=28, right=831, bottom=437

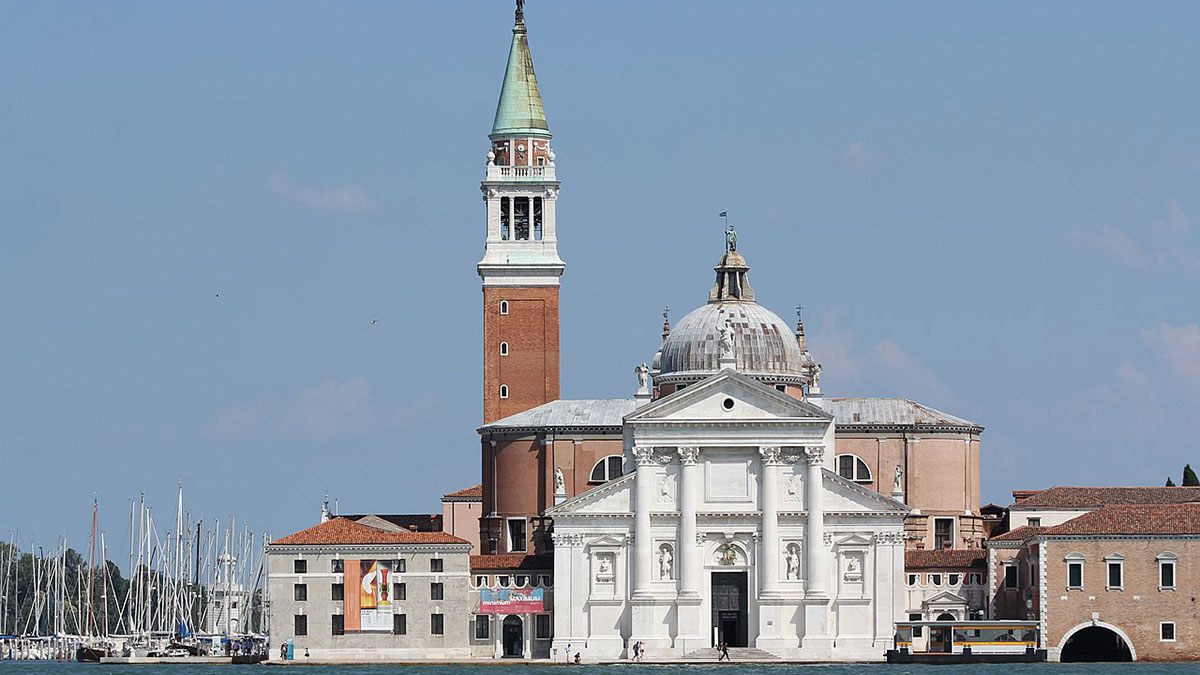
left=215, top=292, right=221, bottom=298
left=370, top=319, right=378, bottom=325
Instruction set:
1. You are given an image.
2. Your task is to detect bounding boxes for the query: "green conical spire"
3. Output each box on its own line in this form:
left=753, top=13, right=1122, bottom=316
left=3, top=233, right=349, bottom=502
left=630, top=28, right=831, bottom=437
left=490, top=7, right=550, bottom=139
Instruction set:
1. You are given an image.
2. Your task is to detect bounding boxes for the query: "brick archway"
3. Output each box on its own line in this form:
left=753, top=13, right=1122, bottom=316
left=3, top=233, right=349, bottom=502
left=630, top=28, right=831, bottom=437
left=1057, top=621, right=1136, bottom=662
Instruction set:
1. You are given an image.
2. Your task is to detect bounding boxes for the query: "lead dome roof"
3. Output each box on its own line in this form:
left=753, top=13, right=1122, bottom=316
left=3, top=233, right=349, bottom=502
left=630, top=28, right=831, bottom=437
left=656, top=250, right=809, bottom=384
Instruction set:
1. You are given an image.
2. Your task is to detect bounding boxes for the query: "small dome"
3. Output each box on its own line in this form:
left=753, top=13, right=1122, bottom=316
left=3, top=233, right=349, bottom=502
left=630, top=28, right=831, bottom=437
left=657, top=301, right=807, bottom=384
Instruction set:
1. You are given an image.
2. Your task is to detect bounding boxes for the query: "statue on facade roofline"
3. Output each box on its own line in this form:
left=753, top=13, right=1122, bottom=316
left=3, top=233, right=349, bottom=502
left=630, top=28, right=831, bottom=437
left=635, top=362, right=649, bottom=390
left=718, top=320, right=735, bottom=360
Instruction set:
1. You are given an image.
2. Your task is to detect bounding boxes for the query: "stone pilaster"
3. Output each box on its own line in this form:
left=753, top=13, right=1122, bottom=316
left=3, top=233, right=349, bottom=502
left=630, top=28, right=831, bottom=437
left=632, top=446, right=656, bottom=597
left=802, top=445, right=832, bottom=656
left=675, top=446, right=705, bottom=653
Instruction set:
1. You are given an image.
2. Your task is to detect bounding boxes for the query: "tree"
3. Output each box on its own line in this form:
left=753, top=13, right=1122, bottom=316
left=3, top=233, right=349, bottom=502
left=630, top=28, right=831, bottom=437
left=1167, top=477, right=1177, bottom=487
left=1184, top=464, right=1199, bottom=487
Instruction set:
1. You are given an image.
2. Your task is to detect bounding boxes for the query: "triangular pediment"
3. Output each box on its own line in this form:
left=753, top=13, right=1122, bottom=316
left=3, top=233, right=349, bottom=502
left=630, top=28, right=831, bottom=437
left=923, top=590, right=969, bottom=607
left=545, top=473, right=634, bottom=517
left=822, top=470, right=911, bottom=514
left=835, top=533, right=874, bottom=546
left=628, top=370, right=832, bottom=423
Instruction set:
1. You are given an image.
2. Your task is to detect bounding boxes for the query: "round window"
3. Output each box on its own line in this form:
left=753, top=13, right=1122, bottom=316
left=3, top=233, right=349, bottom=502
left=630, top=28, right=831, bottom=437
left=722, top=398, right=735, bottom=410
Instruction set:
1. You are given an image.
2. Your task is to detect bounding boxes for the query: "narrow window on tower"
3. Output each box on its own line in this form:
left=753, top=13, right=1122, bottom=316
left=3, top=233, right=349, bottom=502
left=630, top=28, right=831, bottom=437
left=499, top=342, right=509, bottom=356
left=500, top=197, right=511, bottom=240
left=514, top=197, right=530, bottom=240
left=499, top=385, right=509, bottom=399
left=533, top=197, right=543, bottom=241
left=499, top=300, right=508, bottom=315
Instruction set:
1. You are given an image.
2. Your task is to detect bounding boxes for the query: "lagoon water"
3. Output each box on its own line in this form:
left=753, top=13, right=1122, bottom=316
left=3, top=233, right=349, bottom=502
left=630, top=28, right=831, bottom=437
left=1, top=664, right=1197, bottom=675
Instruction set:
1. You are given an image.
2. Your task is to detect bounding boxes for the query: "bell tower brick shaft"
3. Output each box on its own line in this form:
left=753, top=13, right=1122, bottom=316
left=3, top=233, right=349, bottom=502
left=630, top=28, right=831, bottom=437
left=478, top=4, right=563, bottom=424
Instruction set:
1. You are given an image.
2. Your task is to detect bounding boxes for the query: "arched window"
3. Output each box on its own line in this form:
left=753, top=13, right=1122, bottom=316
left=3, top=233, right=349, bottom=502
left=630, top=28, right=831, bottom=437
left=499, top=342, right=509, bottom=356
left=836, top=454, right=872, bottom=482
left=589, top=455, right=624, bottom=484
left=499, top=300, right=509, bottom=315
left=499, top=385, right=509, bottom=399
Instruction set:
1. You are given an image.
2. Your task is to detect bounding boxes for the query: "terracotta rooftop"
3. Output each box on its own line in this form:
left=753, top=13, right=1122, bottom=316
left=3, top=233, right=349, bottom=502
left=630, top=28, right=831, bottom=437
left=470, top=554, right=553, bottom=571
left=905, top=549, right=986, bottom=570
left=338, top=513, right=442, bottom=532
left=1043, top=503, right=1200, bottom=537
left=1011, top=486, right=1200, bottom=509
left=443, top=485, right=483, bottom=500
left=987, top=525, right=1047, bottom=543
left=271, top=518, right=468, bottom=547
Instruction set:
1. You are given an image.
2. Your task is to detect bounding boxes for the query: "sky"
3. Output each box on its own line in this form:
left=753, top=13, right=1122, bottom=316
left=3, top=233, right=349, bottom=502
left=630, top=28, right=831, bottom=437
left=3, top=1, right=1200, bottom=556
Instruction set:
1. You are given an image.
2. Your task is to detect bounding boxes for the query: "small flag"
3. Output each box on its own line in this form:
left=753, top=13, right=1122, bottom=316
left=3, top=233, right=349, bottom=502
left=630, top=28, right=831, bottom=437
left=719, top=211, right=727, bottom=218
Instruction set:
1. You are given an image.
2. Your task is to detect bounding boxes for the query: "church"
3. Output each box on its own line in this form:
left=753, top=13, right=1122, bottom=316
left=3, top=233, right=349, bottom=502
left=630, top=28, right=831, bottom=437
left=470, top=2, right=984, bottom=661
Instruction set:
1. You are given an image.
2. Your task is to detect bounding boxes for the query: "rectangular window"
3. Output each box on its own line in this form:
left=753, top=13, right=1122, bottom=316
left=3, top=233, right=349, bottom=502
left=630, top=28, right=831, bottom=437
left=500, top=197, right=511, bottom=240
left=475, top=615, right=490, bottom=640
left=1004, top=565, right=1018, bottom=589
left=396, top=559, right=407, bottom=573
left=1030, top=563, right=1038, bottom=587
left=331, top=614, right=344, bottom=636
left=907, top=573, right=918, bottom=586
left=949, top=573, right=961, bottom=586
left=294, top=615, right=307, bottom=636
left=515, top=575, right=529, bottom=587
left=536, top=613, right=552, bottom=639
left=1161, top=561, right=1176, bottom=589
left=1161, top=622, right=1176, bottom=641
left=929, top=573, right=943, bottom=586
left=431, top=613, right=445, bottom=635
left=514, top=197, right=530, bottom=240
left=293, top=583, right=307, bottom=601
left=394, top=583, right=406, bottom=601
left=393, top=614, right=407, bottom=635
left=1107, top=561, right=1123, bottom=589
left=537, top=574, right=551, bottom=587
left=293, top=559, right=307, bottom=574
left=475, top=575, right=488, bottom=587
left=968, top=573, right=983, bottom=585
left=533, top=197, right=543, bottom=241
left=430, top=558, right=443, bottom=573
left=498, top=575, right=510, bottom=587
left=1068, top=562, right=1083, bottom=589
left=934, top=518, right=954, bottom=550
left=508, top=518, right=528, bottom=553
left=331, top=583, right=344, bottom=601
left=431, top=582, right=444, bottom=600
left=909, top=613, right=923, bottom=638
left=330, top=559, right=343, bottom=573
left=1027, top=517, right=1041, bottom=527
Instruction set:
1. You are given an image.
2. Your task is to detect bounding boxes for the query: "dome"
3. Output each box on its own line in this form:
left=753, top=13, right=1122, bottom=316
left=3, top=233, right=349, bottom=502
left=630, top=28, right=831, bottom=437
left=657, top=301, right=807, bottom=383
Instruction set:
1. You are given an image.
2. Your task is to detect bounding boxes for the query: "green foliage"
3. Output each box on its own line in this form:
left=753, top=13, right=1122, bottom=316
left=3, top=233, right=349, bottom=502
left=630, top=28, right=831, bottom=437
left=1184, top=464, right=1199, bottom=487
left=0, top=541, right=129, bottom=636
left=1167, top=477, right=1177, bottom=487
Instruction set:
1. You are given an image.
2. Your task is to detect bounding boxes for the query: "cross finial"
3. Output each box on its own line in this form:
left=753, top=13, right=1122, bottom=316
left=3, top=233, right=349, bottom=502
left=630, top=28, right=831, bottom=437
left=796, top=305, right=804, bottom=321
left=662, top=305, right=670, bottom=322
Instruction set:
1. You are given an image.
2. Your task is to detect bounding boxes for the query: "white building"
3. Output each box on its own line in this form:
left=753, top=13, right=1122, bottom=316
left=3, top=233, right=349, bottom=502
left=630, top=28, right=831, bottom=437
left=547, top=368, right=909, bottom=661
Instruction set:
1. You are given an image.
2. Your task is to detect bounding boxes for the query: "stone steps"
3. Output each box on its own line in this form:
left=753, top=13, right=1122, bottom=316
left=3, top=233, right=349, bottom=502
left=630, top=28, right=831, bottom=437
left=679, top=647, right=781, bottom=661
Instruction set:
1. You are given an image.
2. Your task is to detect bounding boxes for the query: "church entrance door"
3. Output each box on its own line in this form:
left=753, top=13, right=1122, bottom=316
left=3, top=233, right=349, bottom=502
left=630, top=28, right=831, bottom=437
left=711, top=572, right=748, bottom=647
left=502, top=615, right=523, bottom=657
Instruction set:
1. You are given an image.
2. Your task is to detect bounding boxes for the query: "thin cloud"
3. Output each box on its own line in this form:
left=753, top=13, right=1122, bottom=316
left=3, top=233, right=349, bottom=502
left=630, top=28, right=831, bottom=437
left=268, top=171, right=376, bottom=213
left=1142, top=322, right=1200, bottom=385
left=201, top=377, right=381, bottom=443
left=1070, top=200, right=1196, bottom=271
left=840, top=140, right=878, bottom=170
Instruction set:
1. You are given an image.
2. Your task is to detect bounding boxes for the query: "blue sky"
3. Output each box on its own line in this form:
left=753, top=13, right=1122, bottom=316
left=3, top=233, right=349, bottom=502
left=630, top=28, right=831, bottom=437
left=3, top=1, right=1199, bottom=551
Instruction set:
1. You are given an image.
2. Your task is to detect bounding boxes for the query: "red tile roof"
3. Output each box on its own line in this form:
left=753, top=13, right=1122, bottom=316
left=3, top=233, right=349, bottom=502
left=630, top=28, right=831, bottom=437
left=1012, top=486, right=1200, bottom=509
left=1043, top=503, right=1200, bottom=537
left=470, top=554, right=553, bottom=571
left=271, top=518, right=468, bottom=546
left=337, top=513, right=442, bottom=531
left=443, top=485, right=483, bottom=500
left=988, top=525, right=1047, bottom=542
left=905, top=549, right=986, bottom=570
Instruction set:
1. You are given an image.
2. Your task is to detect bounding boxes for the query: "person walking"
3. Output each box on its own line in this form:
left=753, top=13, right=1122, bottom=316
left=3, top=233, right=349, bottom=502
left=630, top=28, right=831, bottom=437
left=631, top=640, right=640, bottom=661
left=718, top=642, right=730, bottom=661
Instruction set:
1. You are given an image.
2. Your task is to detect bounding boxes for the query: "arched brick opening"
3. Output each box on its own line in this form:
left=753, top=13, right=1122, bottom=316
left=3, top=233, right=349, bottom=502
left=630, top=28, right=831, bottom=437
left=1059, top=624, right=1134, bottom=662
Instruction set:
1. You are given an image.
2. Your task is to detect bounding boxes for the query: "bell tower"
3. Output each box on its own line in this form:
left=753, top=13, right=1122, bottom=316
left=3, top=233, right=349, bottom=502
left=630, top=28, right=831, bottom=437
left=478, top=2, right=563, bottom=424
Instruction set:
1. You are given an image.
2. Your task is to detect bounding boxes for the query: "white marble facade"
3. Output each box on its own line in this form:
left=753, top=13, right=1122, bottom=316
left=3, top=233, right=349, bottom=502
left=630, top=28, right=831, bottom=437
left=547, top=370, right=908, bottom=661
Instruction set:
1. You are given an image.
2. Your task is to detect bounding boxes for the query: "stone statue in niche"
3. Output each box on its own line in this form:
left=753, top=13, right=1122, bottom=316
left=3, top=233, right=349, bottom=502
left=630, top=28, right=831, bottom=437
left=893, top=464, right=904, bottom=493
left=784, top=474, right=801, bottom=502
left=844, top=555, right=863, bottom=581
left=554, top=467, right=565, bottom=494
left=785, top=545, right=801, bottom=580
left=596, top=554, right=613, bottom=581
left=658, top=546, right=673, bottom=580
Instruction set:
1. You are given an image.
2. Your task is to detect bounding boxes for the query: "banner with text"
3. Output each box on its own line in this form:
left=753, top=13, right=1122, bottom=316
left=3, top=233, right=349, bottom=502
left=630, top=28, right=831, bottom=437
left=479, top=587, right=544, bottom=614
left=359, top=560, right=393, bottom=631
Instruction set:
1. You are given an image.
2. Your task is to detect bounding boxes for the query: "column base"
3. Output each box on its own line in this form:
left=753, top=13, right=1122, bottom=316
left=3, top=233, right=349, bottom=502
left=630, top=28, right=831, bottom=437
left=801, top=596, right=831, bottom=656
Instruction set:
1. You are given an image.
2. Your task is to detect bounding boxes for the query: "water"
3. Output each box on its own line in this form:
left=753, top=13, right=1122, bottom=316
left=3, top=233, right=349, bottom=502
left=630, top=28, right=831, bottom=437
left=0, top=664, right=1196, bottom=675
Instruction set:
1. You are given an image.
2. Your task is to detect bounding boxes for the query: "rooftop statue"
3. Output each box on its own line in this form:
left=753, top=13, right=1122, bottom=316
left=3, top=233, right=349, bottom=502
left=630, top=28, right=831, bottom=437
left=725, top=223, right=737, bottom=252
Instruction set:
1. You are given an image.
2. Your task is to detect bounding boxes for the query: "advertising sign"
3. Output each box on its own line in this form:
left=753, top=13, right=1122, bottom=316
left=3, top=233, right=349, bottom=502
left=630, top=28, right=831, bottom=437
left=359, top=560, right=393, bottom=631
left=479, top=587, right=544, bottom=614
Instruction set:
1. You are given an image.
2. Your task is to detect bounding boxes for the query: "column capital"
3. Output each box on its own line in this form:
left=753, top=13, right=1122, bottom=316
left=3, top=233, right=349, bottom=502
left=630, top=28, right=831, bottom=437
left=804, top=445, right=826, bottom=465
left=759, top=446, right=784, bottom=466
left=677, top=447, right=700, bottom=465
left=632, top=446, right=656, bottom=466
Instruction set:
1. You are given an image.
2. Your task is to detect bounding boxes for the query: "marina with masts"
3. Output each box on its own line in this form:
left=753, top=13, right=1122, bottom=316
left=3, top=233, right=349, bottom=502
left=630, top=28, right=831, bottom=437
left=0, top=484, right=267, bottom=663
